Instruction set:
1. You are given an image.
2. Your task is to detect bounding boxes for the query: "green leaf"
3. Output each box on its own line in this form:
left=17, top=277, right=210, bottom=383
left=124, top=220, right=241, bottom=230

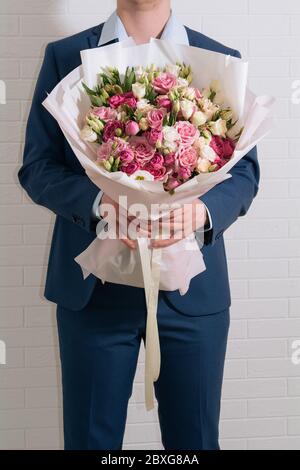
left=145, top=85, right=157, bottom=103
left=90, top=95, right=104, bottom=107
left=163, top=114, right=169, bottom=126
left=227, top=118, right=238, bottom=131
left=82, top=82, right=97, bottom=96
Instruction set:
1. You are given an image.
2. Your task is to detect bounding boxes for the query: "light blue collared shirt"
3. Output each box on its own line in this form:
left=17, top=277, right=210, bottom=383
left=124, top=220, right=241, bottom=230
left=97, top=9, right=190, bottom=47
left=92, top=10, right=212, bottom=233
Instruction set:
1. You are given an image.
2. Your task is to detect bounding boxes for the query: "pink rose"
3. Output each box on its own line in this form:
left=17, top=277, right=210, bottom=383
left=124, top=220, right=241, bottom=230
left=122, top=92, right=138, bottom=109
left=213, top=156, right=227, bottom=169
left=164, top=152, right=176, bottom=167
left=108, top=92, right=137, bottom=109
left=121, top=162, right=140, bottom=175
left=152, top=72, right=177, bottom=94
left=118, top=148, right=134, bottom=165
left=223, top=138, right=235, bottom=158
left=112, top=137, right=129, bottom=153
left=210, top=135, right=234, bottom=160
left=145, top=128, right=163, bottom=146
left=178, top=166, right=192, bottom=180
left=102, top=120, right=124, bottom=142
left=210, top=136, right=224, bottom=157
left=125, top=120, right=140, bottom=136
left=108, top=94, right=125, bottom=109
left=165, top=176, right=181, bottom=191
left=144, top=163, right=167, bottom=181
left=147, top=108, right=165, bottom=129
left=156, top=95, right=172, bottom=112
left=149, top=153, right=164, bottom=169
left=175, top=121, right=200, bottom=147
left=177, top=146, right=198, bottom=169
left=91, top=106, right=117, bottom=121
left=129, top=136, right=155, bottom=164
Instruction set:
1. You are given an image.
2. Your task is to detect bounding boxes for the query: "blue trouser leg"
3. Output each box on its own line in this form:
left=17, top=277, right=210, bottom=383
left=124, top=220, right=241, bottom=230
left=154, top=297, right=230, bottom=450
left=56, top=281, right=230, bottom=450
left=56, top=282, right=146, bottom=450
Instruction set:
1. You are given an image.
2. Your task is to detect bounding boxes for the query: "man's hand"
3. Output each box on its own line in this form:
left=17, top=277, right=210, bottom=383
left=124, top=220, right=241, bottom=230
left=99, top=193, right=137, bottom=250
left=99, top=195, right=207, bottom=250
left=150, top=199, right=208, bottom=249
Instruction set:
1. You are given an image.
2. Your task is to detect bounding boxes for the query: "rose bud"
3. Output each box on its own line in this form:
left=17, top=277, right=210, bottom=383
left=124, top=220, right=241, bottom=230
left=125, top=120, right=140, bottom=136
left=192, top=111, right=207, bottom=127
left=139, top=118, right=149, bottom=131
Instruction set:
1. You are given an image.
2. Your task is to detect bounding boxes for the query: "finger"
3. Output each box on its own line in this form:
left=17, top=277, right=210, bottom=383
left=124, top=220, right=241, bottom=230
left=121, top=238, right=137, bottom=250
left=159, top=220, right=194, bottom=239
left=150, top=238, right=180, bottom=248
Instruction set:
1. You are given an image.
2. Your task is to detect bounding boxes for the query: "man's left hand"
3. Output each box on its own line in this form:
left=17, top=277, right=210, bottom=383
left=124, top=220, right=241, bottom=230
left=150, top=199, right=208, bottom=249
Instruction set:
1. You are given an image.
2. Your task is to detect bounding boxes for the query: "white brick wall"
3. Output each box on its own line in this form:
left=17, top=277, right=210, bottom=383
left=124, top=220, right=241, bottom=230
left=0, top=0, right=299, bottom=450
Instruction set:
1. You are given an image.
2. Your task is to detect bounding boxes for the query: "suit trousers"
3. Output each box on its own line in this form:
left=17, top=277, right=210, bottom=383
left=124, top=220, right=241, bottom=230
left=56, top=279, right=230, bottom=450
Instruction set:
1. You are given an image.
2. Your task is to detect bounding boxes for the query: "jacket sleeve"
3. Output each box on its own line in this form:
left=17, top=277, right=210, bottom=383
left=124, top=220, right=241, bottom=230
left=18, top=42, right=100, bottom=233
left=201, top=49, right=260, bottom=246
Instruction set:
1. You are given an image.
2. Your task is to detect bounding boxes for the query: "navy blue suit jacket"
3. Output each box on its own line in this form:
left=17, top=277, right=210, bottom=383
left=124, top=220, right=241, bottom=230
left=18, top=23, right=259, bottom=316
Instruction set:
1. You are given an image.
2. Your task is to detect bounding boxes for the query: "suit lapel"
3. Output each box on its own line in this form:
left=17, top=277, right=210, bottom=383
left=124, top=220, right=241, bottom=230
left=184, top=25, right=204, bottom=48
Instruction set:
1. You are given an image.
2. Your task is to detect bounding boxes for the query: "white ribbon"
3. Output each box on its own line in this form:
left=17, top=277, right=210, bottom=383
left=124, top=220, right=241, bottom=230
left=137, top=237, right=162, bottom=411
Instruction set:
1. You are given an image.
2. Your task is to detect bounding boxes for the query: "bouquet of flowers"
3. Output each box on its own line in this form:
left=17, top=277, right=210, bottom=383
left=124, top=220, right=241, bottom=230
left=80, top=63, right=242, bottom=190
left=43, top=38, right=274, bottom=411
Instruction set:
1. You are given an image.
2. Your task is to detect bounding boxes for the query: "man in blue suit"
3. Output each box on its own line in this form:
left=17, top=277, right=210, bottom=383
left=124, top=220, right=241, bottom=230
left=18, top=0, right=259, bottom=450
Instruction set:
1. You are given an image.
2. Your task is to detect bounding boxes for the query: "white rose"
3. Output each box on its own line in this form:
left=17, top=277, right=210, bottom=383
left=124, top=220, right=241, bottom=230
left=136, top=98, right=151, bottom=111
left=163, top=126, right=180, bottom=151
left=209, top=118, right=227, bottom=138
left=163, top=126, right=180, bottom=143
left=199, top=145, right=217, bottom=162
left=184, top=87, right=196, bottom=100
left=80, top=125, right=98, bottom=143
left=193, top=137, right=206, bottom=152
left=197, top=158, right=211, bottom=173
left=180, top=99, right=195, bottom=120
left=165, top=64, right=180, bottom=76
left=132, top=82, right=146, bottom=99
left=200, top=98, right=219, bottom=120
left=191, top=111, right=207, bottom=127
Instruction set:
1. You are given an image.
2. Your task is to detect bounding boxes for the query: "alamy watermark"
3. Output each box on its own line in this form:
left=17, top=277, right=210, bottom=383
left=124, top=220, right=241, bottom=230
left=291, top=80, right=300, bottom=105
left=0, top=340, right=6, bottom=365
left=95, top=197, right=206, bottom=249
left=291, top=339, right=300, bottom=366
left=0, top=80, right=6, bottom=105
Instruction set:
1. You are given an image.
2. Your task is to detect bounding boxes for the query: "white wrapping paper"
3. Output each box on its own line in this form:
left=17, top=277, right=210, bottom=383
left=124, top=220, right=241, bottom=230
left=43, top=39, right=274, bottom=411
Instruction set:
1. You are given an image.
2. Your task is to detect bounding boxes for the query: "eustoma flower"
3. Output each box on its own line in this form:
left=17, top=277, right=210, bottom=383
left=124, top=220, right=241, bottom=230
left=129, top=136, right=155, bottom=164
left=147, top=108, right=166, bottom=129
left=81, top=63, right=240, bottom=190
left=91, top=106, right=117, bottom=121
left=152, top=72, right=177, bottom=94
left=175, top=121, right=200, bottom=147
left=102, top=120, right=124, bottom=142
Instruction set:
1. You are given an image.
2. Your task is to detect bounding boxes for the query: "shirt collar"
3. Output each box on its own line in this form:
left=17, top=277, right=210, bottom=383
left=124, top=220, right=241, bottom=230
left=98, top=9, right=189, bottom=46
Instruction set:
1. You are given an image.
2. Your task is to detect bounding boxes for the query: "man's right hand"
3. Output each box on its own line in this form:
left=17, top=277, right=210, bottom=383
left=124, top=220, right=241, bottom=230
left=99, top=194, right=137, bottom=250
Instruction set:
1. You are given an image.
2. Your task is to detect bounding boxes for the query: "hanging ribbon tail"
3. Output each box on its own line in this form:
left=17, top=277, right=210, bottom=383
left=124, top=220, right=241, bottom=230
left=137, top=237, right=162, bottom=411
